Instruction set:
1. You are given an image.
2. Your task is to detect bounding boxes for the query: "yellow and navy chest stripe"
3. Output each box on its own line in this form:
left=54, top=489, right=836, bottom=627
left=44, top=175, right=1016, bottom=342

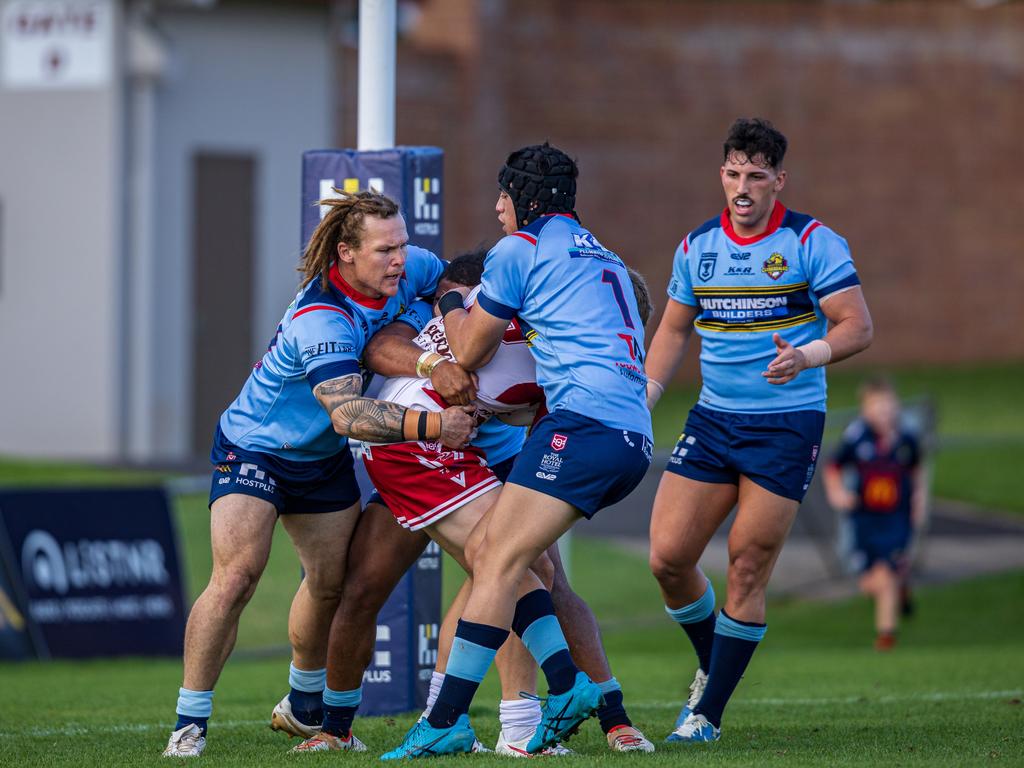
left=693, top=281, right=816, bottom=333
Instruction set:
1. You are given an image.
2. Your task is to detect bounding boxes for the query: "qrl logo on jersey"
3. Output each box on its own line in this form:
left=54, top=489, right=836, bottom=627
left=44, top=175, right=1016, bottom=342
left=551, top=434, right=568, bottom=451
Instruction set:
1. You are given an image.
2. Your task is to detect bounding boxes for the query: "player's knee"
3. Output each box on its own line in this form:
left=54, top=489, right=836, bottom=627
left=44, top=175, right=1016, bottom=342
left=302, top=567, right=346, bottom=604
left=341, top=567, right=395, bottom=617
left=727, top=550, right=770, bottom=599
left=649, top=550, right=688, bottom=587
left=529, top=552, right=556, bottom=591
left=211, top=565, right=261, bottom=607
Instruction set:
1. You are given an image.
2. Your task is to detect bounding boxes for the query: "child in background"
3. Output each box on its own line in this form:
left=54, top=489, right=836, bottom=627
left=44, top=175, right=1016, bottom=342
left=824, top=377, right=926, bottom=650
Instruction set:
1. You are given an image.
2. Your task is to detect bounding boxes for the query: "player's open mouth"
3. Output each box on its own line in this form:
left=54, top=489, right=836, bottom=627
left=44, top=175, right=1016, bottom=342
left=734, top=198, right=753, bottom=212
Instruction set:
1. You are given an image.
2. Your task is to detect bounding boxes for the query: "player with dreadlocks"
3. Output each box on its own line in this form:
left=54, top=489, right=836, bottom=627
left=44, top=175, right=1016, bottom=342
left=162, top=190, right=474, bottom=757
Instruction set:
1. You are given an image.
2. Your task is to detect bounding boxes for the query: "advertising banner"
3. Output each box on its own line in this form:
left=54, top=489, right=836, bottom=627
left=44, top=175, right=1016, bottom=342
left=0, top=488, right=187, bottom=658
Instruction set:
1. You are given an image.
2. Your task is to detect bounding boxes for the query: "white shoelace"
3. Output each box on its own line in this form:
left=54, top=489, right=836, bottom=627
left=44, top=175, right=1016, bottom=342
left=687, top=670, right=709, bottom=710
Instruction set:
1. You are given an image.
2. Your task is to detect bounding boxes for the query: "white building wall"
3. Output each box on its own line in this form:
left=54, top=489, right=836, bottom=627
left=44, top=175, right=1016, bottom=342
left=144, top=2, right=331, bottom=460
left=0, top=6, right=124, bottom=460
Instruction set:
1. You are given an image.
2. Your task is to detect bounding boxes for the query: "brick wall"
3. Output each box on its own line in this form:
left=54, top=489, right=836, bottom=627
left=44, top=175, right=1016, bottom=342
left=336, top=0, right=1024, bottom=375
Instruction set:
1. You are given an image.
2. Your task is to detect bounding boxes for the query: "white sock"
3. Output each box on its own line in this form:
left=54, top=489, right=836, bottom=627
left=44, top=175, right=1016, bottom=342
left=500, top=698, right=542, bottom=743
left=421, top=671, right=445, bottom=719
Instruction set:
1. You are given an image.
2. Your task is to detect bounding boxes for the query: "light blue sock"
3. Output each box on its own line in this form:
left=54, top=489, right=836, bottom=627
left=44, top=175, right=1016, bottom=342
left=175, top=688, right=213, bottom=735
left=288, top=663, right=327, bottom=693
left=176, top=688, right=214, bottom=718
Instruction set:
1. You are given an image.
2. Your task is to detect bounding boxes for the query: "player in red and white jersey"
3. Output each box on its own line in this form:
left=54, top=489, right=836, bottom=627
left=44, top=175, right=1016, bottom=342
left=365, top=285, right=543, bottom=532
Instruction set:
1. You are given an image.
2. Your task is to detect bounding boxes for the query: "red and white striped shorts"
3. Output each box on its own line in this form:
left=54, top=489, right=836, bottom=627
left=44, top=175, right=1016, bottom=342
left=363, top=441, right=501, bottom=530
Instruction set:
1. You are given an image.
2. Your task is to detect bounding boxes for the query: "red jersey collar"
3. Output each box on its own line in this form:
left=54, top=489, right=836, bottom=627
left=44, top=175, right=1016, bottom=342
left=721, top=200, right=786, bottom=245
left=329, top=264, right=390, bottom=310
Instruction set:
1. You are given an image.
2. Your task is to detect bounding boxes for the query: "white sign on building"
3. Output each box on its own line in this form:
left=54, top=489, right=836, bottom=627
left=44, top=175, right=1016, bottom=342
left=1, top=0, right=113, bottom=89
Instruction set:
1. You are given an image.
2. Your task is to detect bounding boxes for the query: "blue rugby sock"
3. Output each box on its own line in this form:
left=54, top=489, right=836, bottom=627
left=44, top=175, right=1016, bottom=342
left=665, top=579, right=717, bottom=673
left=427, top=620, right=509, bottom=728
left=322, top=686, right=361, bottom=737
left=596, top=677, right=631, bottom=733
left=288, top=663, right=326, bottom=726
left=693, top=609, right=766, bottom=728
left=512, top=589, right=579, bottom=695
left=175, top=688, right=213, bottom=736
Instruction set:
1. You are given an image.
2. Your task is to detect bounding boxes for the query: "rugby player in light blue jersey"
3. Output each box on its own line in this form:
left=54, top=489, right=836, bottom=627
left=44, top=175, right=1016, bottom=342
left=644, top=119, right=873, bottom=744
left=382, top=144, right=654, bottom=759
left=162, top=191, right=474, bottom=758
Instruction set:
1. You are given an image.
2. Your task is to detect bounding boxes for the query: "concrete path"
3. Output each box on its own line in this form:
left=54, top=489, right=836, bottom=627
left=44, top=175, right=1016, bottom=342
left=579, top=453, right=1024, bottom=601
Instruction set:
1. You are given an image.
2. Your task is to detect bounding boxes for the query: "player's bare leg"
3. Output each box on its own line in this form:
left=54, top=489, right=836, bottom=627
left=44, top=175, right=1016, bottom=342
left=672, top=477, right=797, bottom=743
left=167, top=494, right=277, bottom=756
left=281, top=502, right=362, bottom=671
left=649, top=473, right=736, bottom=610
left=548, top=541, right=654, bottom=752
left=182, top=495, right=279, bottom=692
left=409, top=484, right=599, bottom=755
left=861, top=562, right=899, bottom=650
left=275, top=501, right=405, bottom=746
left=649, top=473, right=736, bottom=741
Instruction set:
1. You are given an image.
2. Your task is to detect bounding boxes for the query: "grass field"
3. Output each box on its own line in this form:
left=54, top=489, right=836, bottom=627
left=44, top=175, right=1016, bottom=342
left=1, top=537, right=1022, bottom=767
left=1, top=361, right=1022, bottom=766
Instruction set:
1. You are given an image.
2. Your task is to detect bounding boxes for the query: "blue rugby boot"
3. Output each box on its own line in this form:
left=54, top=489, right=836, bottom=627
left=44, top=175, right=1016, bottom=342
left=525, top=672, right=604, bottom=754
left=380, top=714, right=476, bottom=760
left=666, top=668, right=708, bottom=742
left=667, top=713, right=720, bottom=744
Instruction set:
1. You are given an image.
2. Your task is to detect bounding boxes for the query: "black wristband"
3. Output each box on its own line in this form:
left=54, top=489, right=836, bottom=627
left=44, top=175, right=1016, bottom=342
left=417, top=410, right=428, bottom=441
left=438, top=290, right=465, bottom=318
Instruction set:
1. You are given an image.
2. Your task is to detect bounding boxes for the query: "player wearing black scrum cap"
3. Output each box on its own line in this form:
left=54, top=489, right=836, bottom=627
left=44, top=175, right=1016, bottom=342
left=496, top=142, right=579, bottom=228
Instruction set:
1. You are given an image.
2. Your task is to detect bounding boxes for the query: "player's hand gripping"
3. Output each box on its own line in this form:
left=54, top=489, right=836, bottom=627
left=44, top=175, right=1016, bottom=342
left=763, top=333, right=807, bottom=385
left=430, top=362, right=479, bottom=406
left=439, top=405, right=476, bottom=449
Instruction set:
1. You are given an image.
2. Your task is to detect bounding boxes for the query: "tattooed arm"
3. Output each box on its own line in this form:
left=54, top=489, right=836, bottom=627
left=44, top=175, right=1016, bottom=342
left=313, top=373, right=474, bottom=447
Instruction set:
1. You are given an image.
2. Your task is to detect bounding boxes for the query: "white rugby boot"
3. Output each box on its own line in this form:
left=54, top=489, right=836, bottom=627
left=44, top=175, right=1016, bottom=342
left=162, top=723, right=206, bottom=757
left=495, top=731, right=574, bottom=757
left=289, top=731, right=367, bottom=753
left=607, top=724, right=655, bottom=753
left=270, top=694, right=321, bottom=739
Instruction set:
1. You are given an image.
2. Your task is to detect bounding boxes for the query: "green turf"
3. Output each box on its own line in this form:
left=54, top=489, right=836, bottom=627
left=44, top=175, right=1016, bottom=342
left=1, top=538, right=1022, bottom=767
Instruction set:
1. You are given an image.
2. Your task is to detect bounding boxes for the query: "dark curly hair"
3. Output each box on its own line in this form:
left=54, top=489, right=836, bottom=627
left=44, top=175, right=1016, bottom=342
left=441, top=249, right=488, bottom=288
left=723, top=118, right=788, bottom=170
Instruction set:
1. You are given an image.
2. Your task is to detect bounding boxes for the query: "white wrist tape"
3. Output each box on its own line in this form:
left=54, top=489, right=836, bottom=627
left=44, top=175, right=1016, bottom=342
left=797, top=339, right=832, bottom=368
left=646, top=378, right=666, bottom=410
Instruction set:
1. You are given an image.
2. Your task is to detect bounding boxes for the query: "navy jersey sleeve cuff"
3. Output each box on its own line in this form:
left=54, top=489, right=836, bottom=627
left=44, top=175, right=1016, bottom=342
left=307, top=359, right=360, bottom=390
left=817, top=272, right=861, bottom=299
left=477, top=292, right=518, bottom=320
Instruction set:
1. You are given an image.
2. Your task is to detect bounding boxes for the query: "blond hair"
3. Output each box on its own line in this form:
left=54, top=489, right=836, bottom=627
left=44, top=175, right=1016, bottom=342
left=299, top=190, right=400, bottom=290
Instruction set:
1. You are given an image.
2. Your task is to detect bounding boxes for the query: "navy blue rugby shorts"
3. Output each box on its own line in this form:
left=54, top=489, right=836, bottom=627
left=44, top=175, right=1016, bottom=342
left=507, top=409, right=652, bottom=518
left=665, top=404, right=825, bottom=502
left=208, top=425, right=360, bottom=514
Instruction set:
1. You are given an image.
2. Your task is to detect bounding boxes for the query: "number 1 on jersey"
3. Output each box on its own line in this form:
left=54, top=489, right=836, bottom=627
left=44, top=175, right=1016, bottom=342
left=601, top=269, right=635, bottom=330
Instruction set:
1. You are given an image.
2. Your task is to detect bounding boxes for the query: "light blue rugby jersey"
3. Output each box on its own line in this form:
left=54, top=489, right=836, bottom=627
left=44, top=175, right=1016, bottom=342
left=396, top=300, right=526, bottom=467
left=219, top=247, right=445, bottom=461
left=669, top=201, right=860, bottom=413
left=478, top=214, right=652, bottom=439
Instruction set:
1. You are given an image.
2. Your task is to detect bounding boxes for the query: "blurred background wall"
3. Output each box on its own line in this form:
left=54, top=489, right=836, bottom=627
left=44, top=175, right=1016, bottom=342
left=1, top=0, right=1021, bottom=462
left=336, top=0, right=1024, bottom=369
